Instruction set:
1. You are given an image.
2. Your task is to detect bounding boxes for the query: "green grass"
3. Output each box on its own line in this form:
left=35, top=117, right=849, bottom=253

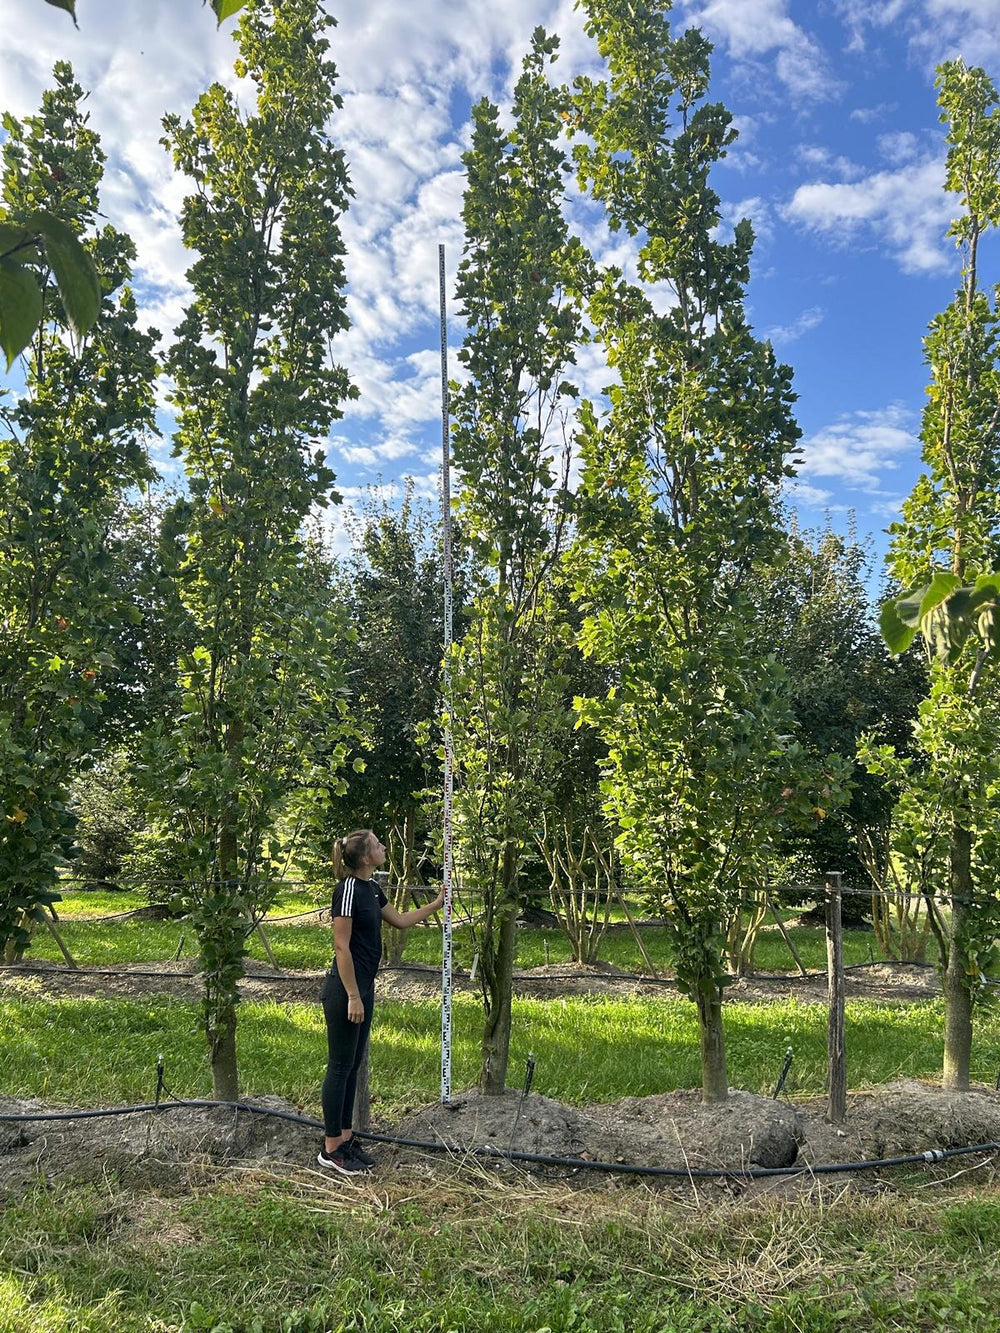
left=29, top=909, right=913, bottom=976
left=1, top=990, right=997, bottom=1113
left=53, top=886, right=326, bottom=919
left=3, top=1166, right=1000, bottom=1330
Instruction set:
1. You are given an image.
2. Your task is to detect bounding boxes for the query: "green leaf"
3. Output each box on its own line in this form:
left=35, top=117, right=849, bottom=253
left=43, top=0, right=77, bottom=21
left=879, top=595, right=919, bottom=655
left=28, top=214, right=102, bottom=337
left=881, top=571, right=964, bottom=658
left=918, top=569, right=962, bottom=619
left=0, top=224, right=39, bottom=260
left=924, top=591, right=972, bottom=663
left=0, top=257, right=43, bottom=369
left=211, top=0, right=246, bottom=22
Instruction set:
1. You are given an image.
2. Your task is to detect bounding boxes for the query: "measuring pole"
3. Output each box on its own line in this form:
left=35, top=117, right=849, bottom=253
left=439, top=243, right=455, bottom=1103
left=825, top=870, right=847, bottom=1124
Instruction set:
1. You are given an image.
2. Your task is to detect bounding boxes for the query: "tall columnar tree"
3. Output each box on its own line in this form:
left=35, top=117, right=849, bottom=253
left=0, top=64, right=157, bottom=959
left=450, top=28, right=589, bottom=1093
left=569, top=0, right=830, bottom=1103
left=154, top=0, right=355, bottom=1099
left=876, top=61, right=1000, bottom=1092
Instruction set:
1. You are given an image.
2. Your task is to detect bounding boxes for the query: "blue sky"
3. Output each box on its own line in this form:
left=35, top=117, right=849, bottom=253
left=3, top=0, right=1000, bottom=559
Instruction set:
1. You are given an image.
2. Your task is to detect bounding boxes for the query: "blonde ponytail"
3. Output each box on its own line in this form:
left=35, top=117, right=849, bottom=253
left=332, top=829, right=372, bottom=878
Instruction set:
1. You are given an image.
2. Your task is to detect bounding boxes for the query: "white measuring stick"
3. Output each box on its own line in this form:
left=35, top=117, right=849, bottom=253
left=439, top=242, right=455, bottom=1103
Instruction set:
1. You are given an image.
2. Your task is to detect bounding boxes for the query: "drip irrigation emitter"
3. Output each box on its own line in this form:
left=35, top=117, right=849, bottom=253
left=772, top=1046, right=794, bottom=1099
left=507, top=1053, right=537, bottom=1153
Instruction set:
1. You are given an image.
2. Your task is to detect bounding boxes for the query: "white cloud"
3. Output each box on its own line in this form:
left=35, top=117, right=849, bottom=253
left=796, top=145, right=864, bottom=181
left=784, top=156, right=953, bottom=274
left=784, top=479, right=836, bottom=507
left=868, top=495, right=909, bottom=519
left=762, top=306, right=824, bottom=347
left=334, top=436, right=420, bottom=468
left=837, top=0, right=1000, bottom=66
left=836, top=0, right=913, bottom=52
left=721, top=195, right=775, bottom=245
left=724, top=113, right=766, bottom=173
left=680, top=0, right=839, bottom=100
left=797, top=404, right=919, bottom=492
left=850, top=102, right=898, bottom=123
left=877, top=130, right=921, bottom=164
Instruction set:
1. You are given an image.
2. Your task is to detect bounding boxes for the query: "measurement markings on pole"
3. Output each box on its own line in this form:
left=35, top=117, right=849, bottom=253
left=439, top=242, right=455, bottom=1103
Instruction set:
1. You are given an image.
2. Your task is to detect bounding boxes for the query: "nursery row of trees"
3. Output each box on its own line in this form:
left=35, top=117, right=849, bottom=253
left=3, top=0, right=1000, bottom=1105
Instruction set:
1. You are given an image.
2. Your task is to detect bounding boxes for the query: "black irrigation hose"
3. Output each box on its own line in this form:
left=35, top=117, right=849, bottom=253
left=1, top=1095, right=998, bottom=1181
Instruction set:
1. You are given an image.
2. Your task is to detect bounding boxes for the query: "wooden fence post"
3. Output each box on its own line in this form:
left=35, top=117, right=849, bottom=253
left=825, top=870, right=847, bottom=1124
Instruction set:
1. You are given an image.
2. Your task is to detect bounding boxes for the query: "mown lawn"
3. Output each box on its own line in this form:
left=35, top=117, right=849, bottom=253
left=30, top=899, right=909, bottom=975
left=1, top=989, right=996, bottom=1112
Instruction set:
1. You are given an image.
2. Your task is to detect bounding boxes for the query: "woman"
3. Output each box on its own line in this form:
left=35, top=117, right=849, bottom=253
left=318, top=828, right=444, bottom=1174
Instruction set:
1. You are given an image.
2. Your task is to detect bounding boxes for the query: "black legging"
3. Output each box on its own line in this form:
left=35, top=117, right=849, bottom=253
left=321, top=971, right=375, bottom=1137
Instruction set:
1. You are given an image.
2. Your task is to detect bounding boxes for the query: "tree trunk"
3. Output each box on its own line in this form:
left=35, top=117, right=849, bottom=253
left=480, top=908, right=517, bottom=1093
left=480, top=841, right=519, bottom=1094
left=695, top=985, right=728, bottom=1105
left=943, top=823, right=974, bottom=1092
left=210, top=761, right=244, bottom=1103
left=211, top=1006, right=240, bottom=1102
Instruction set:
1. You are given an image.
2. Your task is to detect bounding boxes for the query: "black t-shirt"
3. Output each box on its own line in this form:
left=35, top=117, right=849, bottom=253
left=331, top=876, right=387, bottom=990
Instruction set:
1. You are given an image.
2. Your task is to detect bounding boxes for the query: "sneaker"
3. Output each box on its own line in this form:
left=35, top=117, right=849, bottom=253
left=344, top=1136, right=375, bottom=1168
left=316, top=1145, right=367, bottom=1175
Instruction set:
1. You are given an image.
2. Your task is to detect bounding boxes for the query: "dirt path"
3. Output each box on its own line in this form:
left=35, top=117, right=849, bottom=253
left=0, top=957, right=942, bottom=1005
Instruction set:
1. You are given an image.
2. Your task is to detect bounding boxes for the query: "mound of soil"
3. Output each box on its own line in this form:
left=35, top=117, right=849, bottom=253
left=0, top=955, right=945, bottom=1005
left=3, top=1079, right=999, bottom=1198
left=395, top=1088, right=611, bottom=1162
left=597, top=1089, right=804, bottom=1169
left=0, top=1094, right=314, bottom=1197
left=807, top=1080, right=1000, bottom=1161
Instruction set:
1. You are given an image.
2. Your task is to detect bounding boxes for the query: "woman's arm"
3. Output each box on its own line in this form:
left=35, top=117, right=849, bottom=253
left=380, top=888, right=445, bottom=930
left=333, top=916, right=365, bottom=1022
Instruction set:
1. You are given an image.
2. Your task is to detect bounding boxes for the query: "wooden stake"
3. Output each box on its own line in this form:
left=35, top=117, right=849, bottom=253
left=254, top=922, right=280, bottom=971
left=41, top=907, right=78, bottom=969
left=765, top=895, right=808, bottom=977
left=617, top=889, right=661, bottom=980
left=825, top=870, right=847, bottom=1124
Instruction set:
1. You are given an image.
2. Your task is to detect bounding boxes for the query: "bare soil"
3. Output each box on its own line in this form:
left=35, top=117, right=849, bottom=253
left=3, top=1080, right=997, bottom=1201
left=0, top=958, right=942, bottom=1006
